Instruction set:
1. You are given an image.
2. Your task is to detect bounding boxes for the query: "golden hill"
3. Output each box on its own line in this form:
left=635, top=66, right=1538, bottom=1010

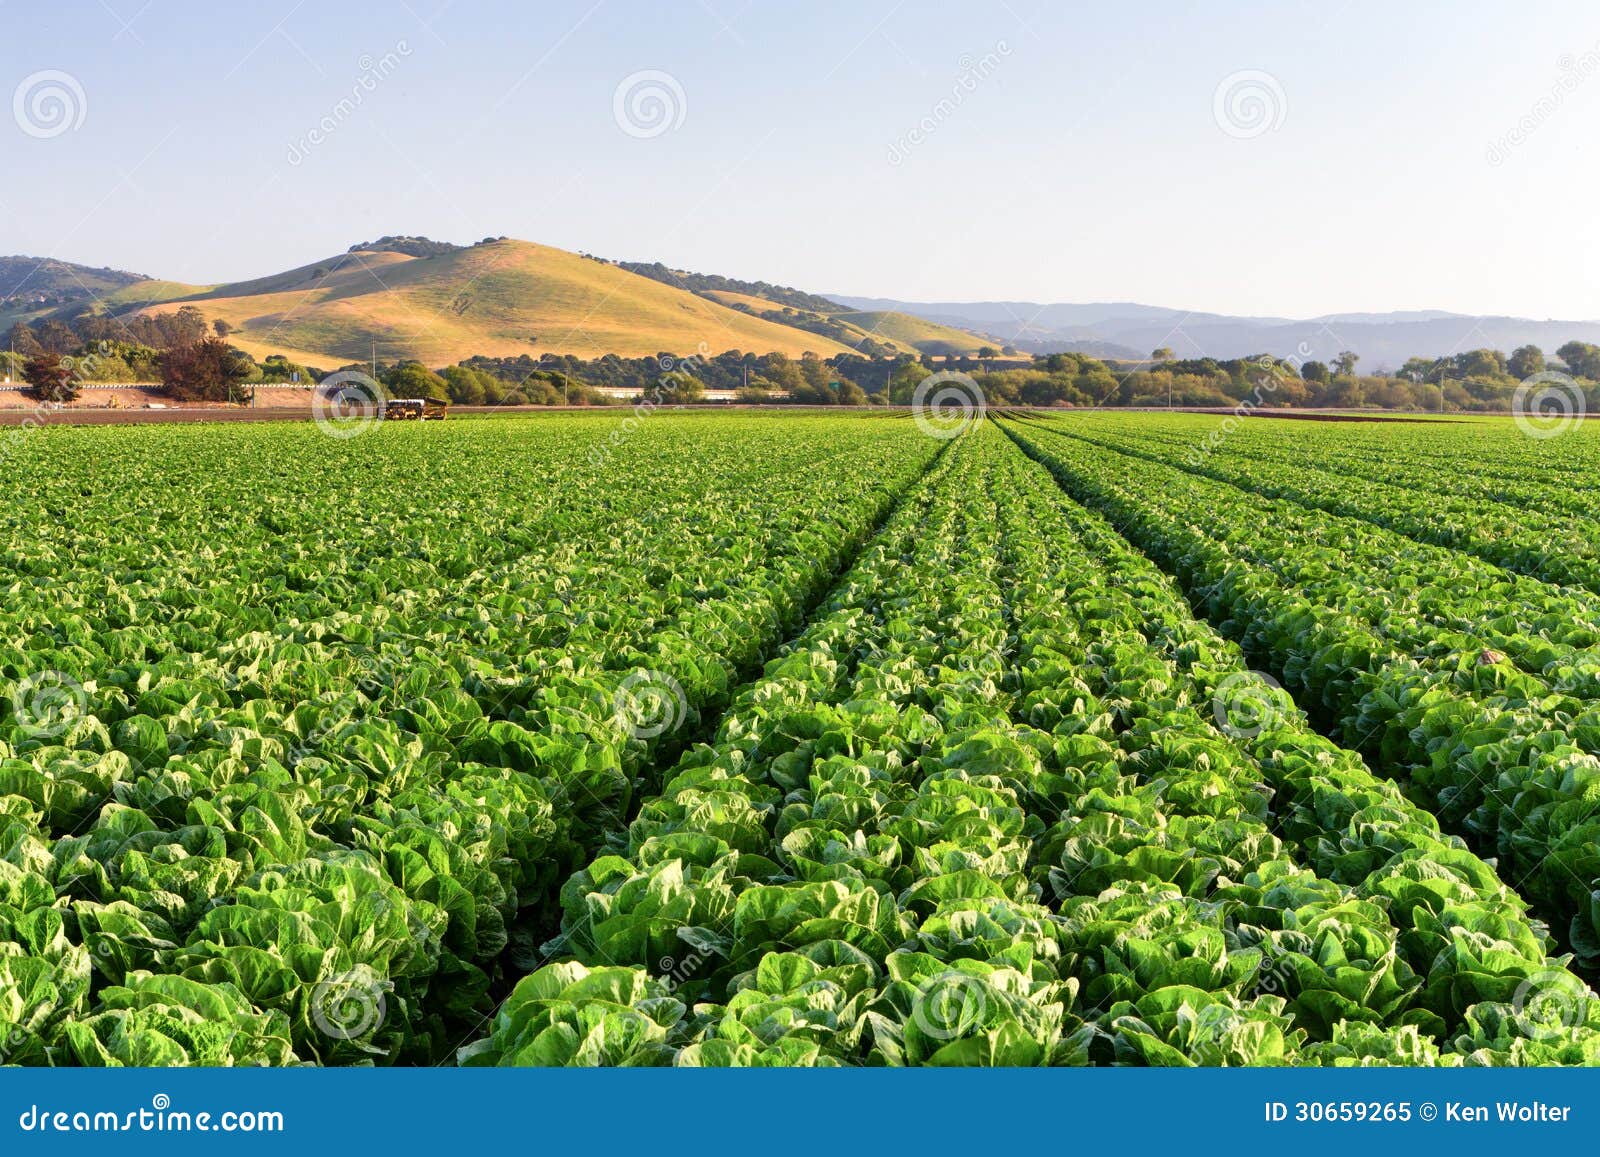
left=830, top=311, right=994, bottom=356
left=699, top=290, right=994, bottom=357
left=134, top=241, right=862, bottom=367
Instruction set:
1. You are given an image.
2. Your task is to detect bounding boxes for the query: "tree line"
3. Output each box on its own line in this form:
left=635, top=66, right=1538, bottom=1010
left=7, top=305, right=1600, bottom=412
left=4, top=308, right=316, bottom=403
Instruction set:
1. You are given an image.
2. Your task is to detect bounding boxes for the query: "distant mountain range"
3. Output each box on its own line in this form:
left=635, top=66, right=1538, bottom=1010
left=827, top=296, right=1600, bottom=368
left=6, top=241, right=1598, bottom=370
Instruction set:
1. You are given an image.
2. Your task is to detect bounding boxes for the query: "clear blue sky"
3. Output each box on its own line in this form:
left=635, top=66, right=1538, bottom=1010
left=6, top=0, right=1600, bottom=318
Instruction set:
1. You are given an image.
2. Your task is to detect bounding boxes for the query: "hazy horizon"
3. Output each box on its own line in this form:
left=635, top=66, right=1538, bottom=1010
left=8, top=0, right=1600, bottom=319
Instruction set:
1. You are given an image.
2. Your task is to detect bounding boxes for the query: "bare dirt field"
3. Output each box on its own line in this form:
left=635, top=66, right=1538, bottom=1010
left=0, top=384, right=314, bottom=416
left=0, top=406, right=313, bottom=427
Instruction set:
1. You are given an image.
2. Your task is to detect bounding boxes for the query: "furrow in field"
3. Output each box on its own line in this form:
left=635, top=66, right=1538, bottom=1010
left=1072, top=416, right=1599, bottom=522
left=0, top=418, right=947, bottom=1066
left=462, top=426, right=1600, bottom=1067
left=1000, top=416, right=1600, bottom=974
left=1027, top=416, right=1600, bottom=594
left=1006, top=417, right=1600, bottom=696
left=463, top=431, right=1054, bottom=1065
left=987, top=428, right=1599, bottom=1064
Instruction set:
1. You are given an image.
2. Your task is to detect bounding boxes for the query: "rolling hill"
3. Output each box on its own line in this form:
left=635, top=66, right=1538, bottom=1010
left=2, top=240, right=1003, bottom=369
left=622, top=261, right=996, bottom=357
left=26, top=240, right=1597, bottom=372
left=828, top=310, right=994, bottom=356
left=0, top=257, right=153, bottom=330
left=129, top=240, right=864, bottom=367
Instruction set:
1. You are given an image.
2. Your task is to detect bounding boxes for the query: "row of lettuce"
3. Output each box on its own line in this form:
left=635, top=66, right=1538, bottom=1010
left=1062, top=412, right=1600, bottom=595
left=464, top=425, right=1599, bottom=1066
left=0, top=417, right=940, bottom=1064
left=6, top=413, right=1596, bottom=1065
left=1002, top=415, right=1600, bottom=976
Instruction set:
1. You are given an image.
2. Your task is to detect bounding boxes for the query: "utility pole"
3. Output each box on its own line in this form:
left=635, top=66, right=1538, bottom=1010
left=370, top=340, right=377, bottom=380
left=1409, top=369, right=1443, bottom=415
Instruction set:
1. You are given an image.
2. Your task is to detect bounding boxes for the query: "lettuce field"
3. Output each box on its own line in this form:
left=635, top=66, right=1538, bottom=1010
left=3, top=410, right=1599, bottom=1067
